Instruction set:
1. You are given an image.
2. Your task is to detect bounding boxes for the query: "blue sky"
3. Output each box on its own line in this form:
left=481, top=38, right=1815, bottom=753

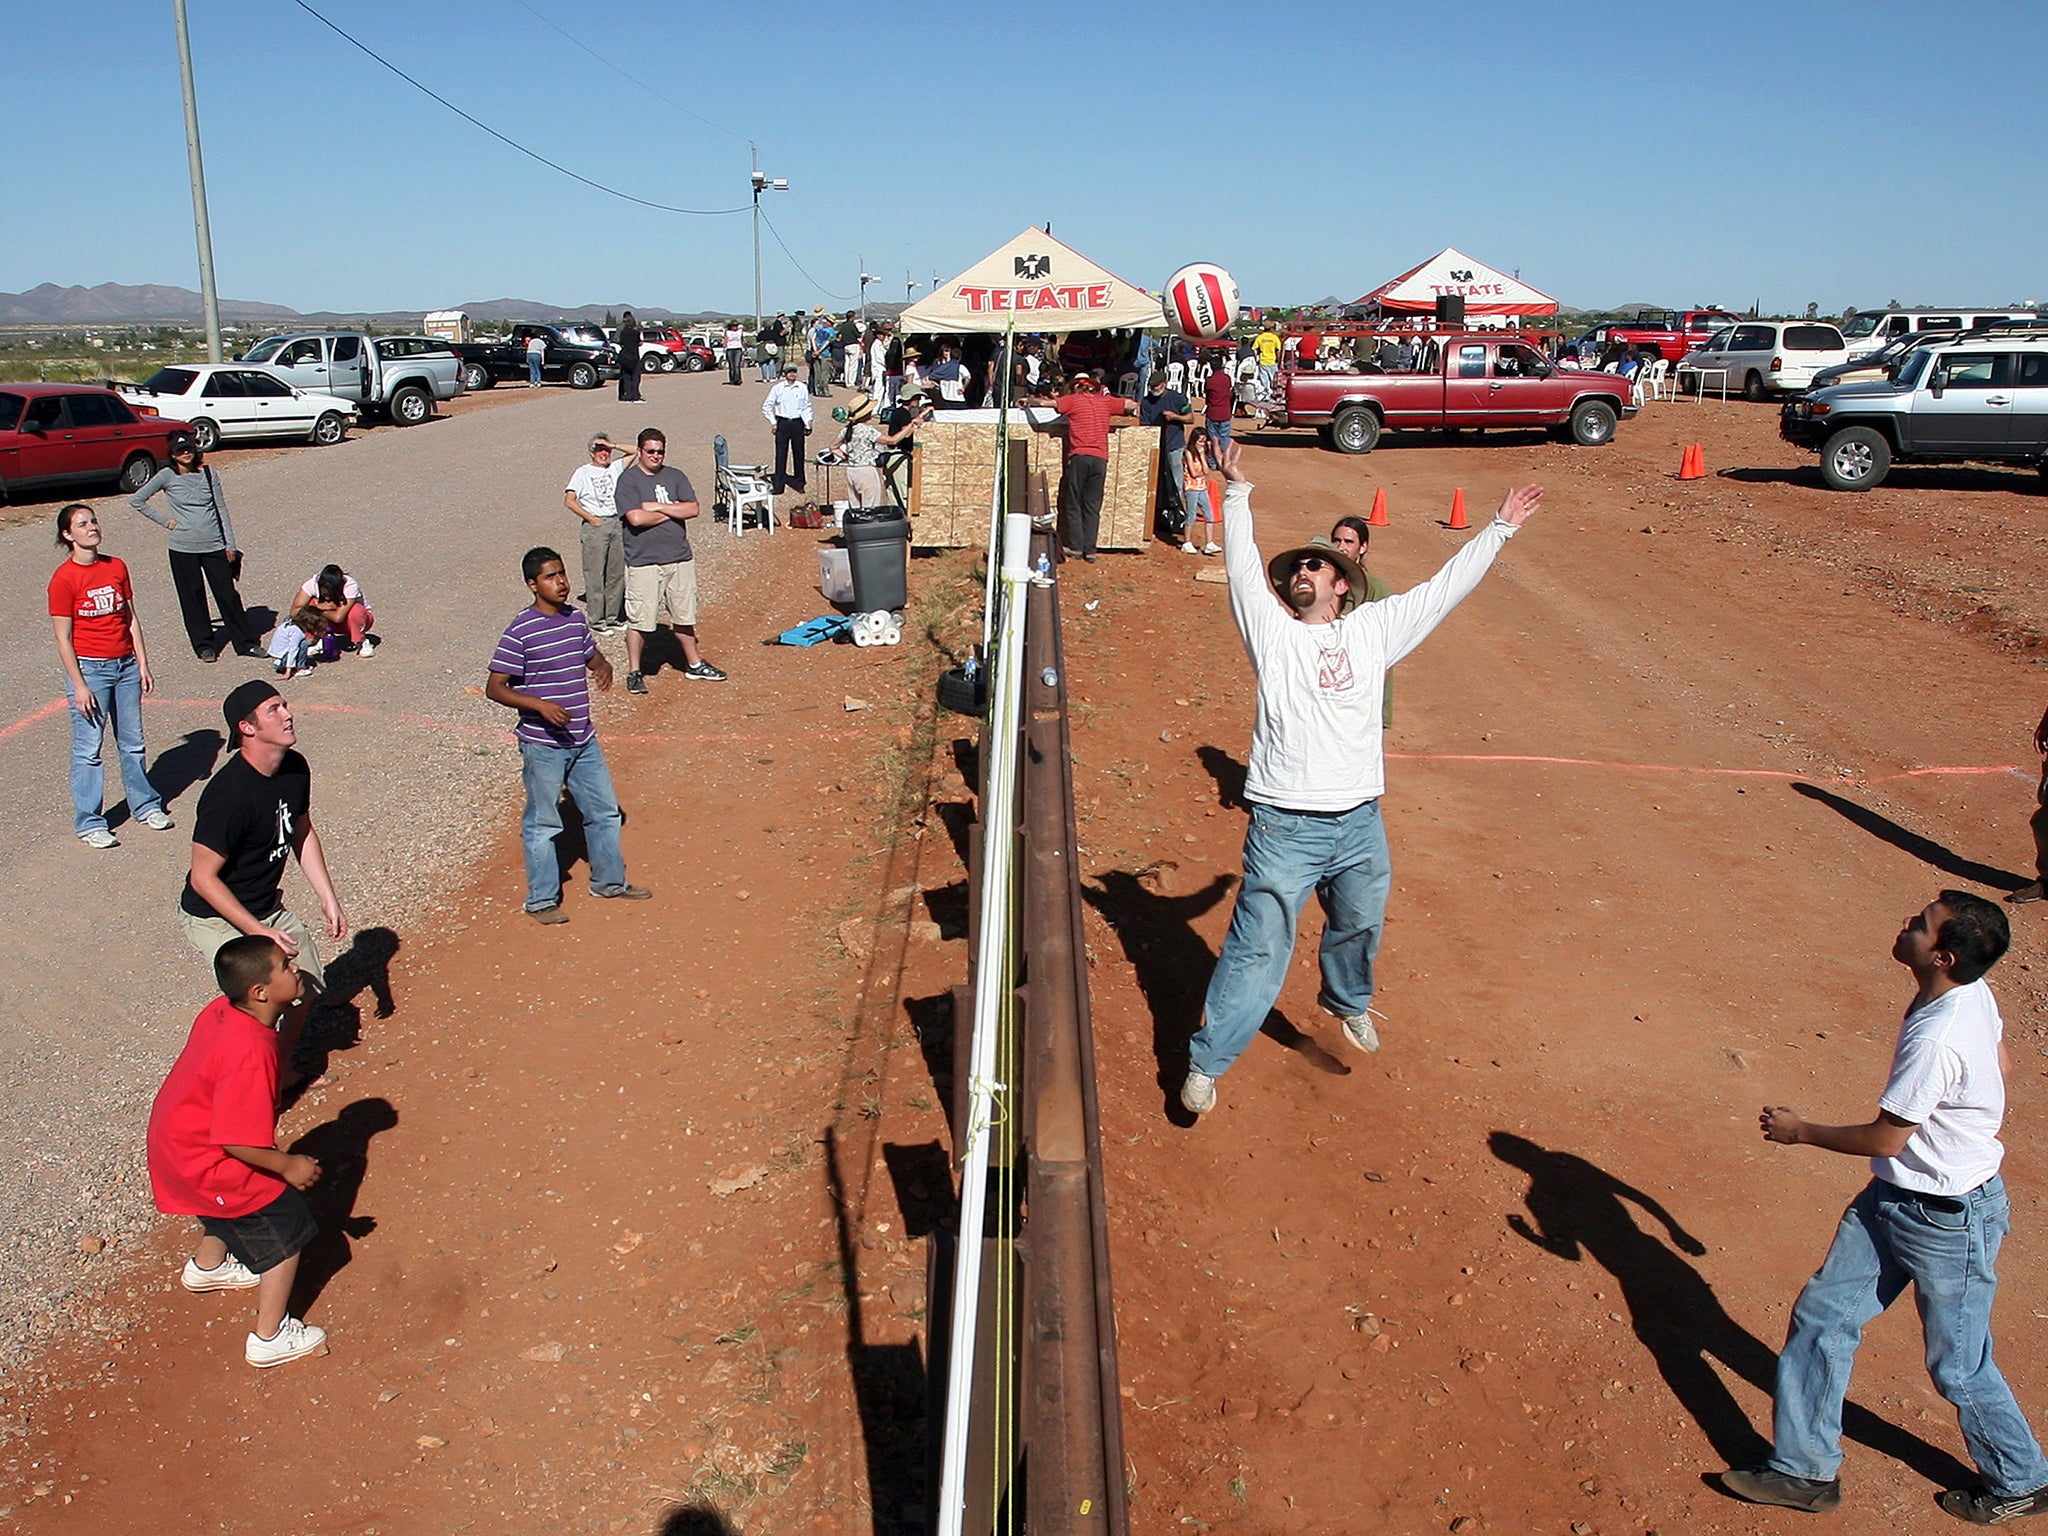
left=4, top=1, right=2042, bottom=318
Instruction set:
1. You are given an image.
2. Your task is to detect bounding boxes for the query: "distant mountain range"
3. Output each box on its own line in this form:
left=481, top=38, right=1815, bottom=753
left=0, top=281, right=906, bottom=329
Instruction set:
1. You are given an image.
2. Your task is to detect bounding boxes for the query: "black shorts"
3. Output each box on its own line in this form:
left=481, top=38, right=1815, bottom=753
left=199, top=1186, right=317, bottom=1274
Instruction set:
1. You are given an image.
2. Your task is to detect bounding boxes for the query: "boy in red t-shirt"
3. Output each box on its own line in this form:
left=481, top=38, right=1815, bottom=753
left=147, top=935, right=329, bottom=1369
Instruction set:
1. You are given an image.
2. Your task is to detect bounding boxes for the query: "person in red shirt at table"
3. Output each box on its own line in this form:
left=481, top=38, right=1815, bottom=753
left=1296, top=330, right=1322, bottom=370
left=147, top=935, right=330, bottom=1369
left=47, top=502, right=173, bottom=849
left=1033, top=371, right=1135, bottom=562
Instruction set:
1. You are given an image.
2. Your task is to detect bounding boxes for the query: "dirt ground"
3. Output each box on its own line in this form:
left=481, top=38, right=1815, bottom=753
left=8, top=386, right=2048, bottom=1535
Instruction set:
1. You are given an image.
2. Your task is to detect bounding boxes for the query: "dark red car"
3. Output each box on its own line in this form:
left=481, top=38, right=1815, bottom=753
left=0, top=383, right=190, bottom=503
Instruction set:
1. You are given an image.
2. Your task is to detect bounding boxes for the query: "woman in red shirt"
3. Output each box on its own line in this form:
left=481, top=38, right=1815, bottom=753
left=48, top=502, right=172, bottom=848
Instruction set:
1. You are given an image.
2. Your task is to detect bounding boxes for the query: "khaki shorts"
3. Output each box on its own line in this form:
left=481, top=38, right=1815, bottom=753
left=625, top=560, right=698, bottom=628
left=177, top=905, right=326, bottom=996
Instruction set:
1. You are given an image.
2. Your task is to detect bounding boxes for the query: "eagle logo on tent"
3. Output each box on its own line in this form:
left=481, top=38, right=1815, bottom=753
left=1014, top=254, right=1052, bottom=280
left=1449, top=268, right=1474, bottom=282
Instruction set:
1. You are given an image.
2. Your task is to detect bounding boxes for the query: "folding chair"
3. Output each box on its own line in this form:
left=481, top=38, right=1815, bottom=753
left=713, top=434, right=775, bottom=536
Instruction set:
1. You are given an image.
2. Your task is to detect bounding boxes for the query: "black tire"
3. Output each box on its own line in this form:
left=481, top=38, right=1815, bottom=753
left=656, top=351, right=678, bottom=373
left=189, top=417, right=220, bottom=453
left=1743, top=370, right=1768, bottom=403
left=937, top=664, right=988, bottom=718
left=117, top=452, right=157, bottom=494
left=686, top=352, right=710, bottom=372
left=1330, top=406, right=1381, bottom=455
left=1819, top=426, right=1891, bottom=491
left=460, top=360, right=493, bottom=391
left=1676, top=371, right=1697, bottom=395
left=311, top=410, right=347, bottom=446
left=389, top=385, right=432, bottom=426
left=567, top=361, right=600, bottom=390
left=1569, top=399, right=1618, bottom=446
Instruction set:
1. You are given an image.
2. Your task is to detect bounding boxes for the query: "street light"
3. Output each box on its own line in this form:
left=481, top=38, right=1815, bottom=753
left=750, top=148, right=788, bottom=333
left=858, top=258, right=874, bottom=318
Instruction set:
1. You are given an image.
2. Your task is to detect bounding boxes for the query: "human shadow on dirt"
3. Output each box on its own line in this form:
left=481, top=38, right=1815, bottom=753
left=823, top=1125, right=929, bottom=1535
left=287, top=1096, right=398, bottom=1317
left=1195, top=745, right=1248, bottom=811
left=653, top=1505, right=739, bottom=1535
left=1791, top=782, right=2028, bottom=891
left=1085, top=866, right=1262, bottom=1125
left=149, top=728, right=223, bottom=809
left=298, top=926, right=400, bottom=1075
left=1490, top=1132, right=1972, bottom=1488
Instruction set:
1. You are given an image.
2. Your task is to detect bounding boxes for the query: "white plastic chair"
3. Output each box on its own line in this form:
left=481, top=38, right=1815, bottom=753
left=713, top=434, right=775, bottom=536
left=1639, top=358, right=1671, bottom=402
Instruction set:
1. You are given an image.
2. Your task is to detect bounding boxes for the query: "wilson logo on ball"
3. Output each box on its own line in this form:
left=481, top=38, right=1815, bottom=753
left=1163, top=263, right=1239, bottom=341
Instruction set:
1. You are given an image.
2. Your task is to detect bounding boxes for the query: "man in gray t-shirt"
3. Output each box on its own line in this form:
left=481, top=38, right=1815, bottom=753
left=613, top=427, right=725, bottom=695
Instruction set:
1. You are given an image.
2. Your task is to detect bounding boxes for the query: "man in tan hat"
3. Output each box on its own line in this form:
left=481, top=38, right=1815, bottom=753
left=564, top=434, right=626, bottom=632
left=1179, top=444, right=1542, bottom=1117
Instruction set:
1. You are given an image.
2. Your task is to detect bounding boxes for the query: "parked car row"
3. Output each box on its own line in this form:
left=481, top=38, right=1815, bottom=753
left=453, top=323, right=618, bottom=391
left=0, top=383, right=185, bottom=503
left=117, top=364, right=355, bottom=453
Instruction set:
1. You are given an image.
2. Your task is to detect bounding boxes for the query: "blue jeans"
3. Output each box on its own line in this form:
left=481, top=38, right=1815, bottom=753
left=1770, top=1177, right=2048, bottom=1494
left=1208, top=415, right=1233, bottom=458
left=1189, top=799, right=1390, bottom=1078
left=519, top=737, right=627, bottom=909
left=527, top=352, right=544, bottom=385
left=66, top=657, right=162, bottom=834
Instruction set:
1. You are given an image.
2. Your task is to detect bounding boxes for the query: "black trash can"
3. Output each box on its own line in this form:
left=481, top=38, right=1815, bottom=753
left=843, top=515, right=910, bottom=613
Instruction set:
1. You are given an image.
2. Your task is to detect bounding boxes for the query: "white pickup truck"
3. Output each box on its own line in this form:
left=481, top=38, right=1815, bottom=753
left=239, top=332, right=464, bottom=426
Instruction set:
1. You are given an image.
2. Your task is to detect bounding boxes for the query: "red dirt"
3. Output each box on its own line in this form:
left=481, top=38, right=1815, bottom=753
left=10, top=397, right=2048, bottom=1535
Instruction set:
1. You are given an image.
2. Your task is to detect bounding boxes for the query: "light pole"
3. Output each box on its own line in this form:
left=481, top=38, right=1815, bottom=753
left=906, top=271, right=916, bottom=302
left=749, top=146, right=787, bottom=334
left=172, top=0, right=222, bottom=363
left=858, top=258, right=874, bottom=319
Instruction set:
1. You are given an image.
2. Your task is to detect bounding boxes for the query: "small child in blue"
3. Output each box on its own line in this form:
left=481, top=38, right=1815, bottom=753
left=267, top=609, right=328, bottom=679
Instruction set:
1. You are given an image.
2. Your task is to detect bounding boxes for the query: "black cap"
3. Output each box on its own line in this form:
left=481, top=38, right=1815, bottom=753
left=223, top=679, right=280, bottom=733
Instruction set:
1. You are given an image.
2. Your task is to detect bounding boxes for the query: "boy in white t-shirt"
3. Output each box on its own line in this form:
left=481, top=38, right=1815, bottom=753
left=564, top=435, right=626, bottom=633
left=1724, top=890, right=2048, bottom=1523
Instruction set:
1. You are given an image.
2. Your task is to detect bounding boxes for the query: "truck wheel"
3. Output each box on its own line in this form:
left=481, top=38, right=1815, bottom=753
left=389, top=385, right=432, bottom=425
left=568, top=362, right=600, bottom=390
left=188, top=418, right=221, bottom=453
left=1820, top=426, right=1891, bottom=491
left=1569, top=400, right=1618, bottom=446
left=117, top=452, right=158, bottom=494
left=1743, top=371, right=1768, bottom=403
left=460, top=361, right=493, bottom=391
left=311, top=411, right=348, bottom=446
left=686, top=352, right=710, bottom=372
left=1330, top=407, right=1381, bottom=455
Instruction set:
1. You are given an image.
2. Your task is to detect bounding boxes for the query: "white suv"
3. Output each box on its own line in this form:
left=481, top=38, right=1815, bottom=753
left=1678, top=321, right=1850, bottom=401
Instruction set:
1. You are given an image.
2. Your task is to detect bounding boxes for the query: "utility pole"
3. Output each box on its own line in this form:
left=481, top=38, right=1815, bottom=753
left=172, top=0, right=222, bottom=362
left=858, top=257, right=874, bottom=319
left=749, top=146, right=787, bottom=333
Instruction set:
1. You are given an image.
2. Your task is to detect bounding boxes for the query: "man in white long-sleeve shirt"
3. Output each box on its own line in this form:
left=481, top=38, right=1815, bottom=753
left=1182, top=444, right=1542, bottom=1115
left=762, top=364, right=815, bottom=495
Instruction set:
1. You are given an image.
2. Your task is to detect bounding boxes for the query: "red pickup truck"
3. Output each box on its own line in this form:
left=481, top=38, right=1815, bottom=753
left=1276, top=333, right=1638, bottom=454
left=1601, top=309, right=1741, bottom=362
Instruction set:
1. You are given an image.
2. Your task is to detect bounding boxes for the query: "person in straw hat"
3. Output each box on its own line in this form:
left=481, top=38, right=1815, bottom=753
left=1179, top=443, right=1543, bottom=1117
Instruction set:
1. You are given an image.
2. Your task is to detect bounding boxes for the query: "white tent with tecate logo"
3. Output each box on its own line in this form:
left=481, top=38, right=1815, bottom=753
left=898, top=228, right=1167, bottom=334
left=1354, top=247, right=1557, bottom=316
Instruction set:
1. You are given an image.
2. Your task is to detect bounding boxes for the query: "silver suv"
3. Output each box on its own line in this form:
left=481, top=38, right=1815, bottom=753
left=1779, top=331, right=2048, bottom=490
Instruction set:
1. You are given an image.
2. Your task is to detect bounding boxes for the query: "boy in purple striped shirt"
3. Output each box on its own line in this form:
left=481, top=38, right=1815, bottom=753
left=486, top=547, right=651, bottom=924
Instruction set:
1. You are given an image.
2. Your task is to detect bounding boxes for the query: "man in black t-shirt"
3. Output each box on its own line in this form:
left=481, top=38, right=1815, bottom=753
left=178, top=681, right=348, bottom=1061
left=1141, top=373, right=1197, bottom=533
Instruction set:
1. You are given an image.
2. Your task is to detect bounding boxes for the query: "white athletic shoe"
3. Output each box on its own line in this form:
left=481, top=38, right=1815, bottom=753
left=246, top=1315, right=328, bottom=1368
left=1180, top=541, right=1199, bottom=554
left=181, top=1254, right=260, bottom=1292
left=1203, top=543, right=1222, bottom=555
left=79, top=828, right=119, bottom=849
left=1336, top=1006, right=1386, bottom=1054
left=1181, top=1069, right=1217, bottom=1114
left=137, top=808, right=175, bottom=831
left=357, top=637, right=378, bottom=658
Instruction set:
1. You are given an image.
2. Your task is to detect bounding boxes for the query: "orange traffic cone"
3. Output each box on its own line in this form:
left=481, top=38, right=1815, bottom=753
left=1678, top=442, right=1704, bottom=480
left=1448, top=488, right=1468, bottom=530
left=1367, top=486, right=1389, bottom=527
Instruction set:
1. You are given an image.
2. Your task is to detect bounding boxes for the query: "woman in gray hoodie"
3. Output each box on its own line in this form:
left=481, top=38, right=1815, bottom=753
left=128, top=434, right=258, bottom=661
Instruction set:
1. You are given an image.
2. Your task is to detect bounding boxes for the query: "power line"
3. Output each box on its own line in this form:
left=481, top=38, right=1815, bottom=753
left=511, top=0, right=751, bottom=148
left=288, top=1, right=748, bottom=216
left=760, top=210, right=854, bottom=302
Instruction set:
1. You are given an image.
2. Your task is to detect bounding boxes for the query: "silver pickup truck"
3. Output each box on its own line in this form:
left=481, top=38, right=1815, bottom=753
left=239, top=332, right=464, bottom=426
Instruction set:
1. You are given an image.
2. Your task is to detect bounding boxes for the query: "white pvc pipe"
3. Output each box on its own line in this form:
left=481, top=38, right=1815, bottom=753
left=935, top=521, right=1033, bottom=1536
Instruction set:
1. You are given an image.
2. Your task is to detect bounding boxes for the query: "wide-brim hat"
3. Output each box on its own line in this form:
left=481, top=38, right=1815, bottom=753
left=1267, top=536, right=1368, bottom=615
left=898, top=379, right=928, bottom=400
left=844, top=392, right=876, bottom=424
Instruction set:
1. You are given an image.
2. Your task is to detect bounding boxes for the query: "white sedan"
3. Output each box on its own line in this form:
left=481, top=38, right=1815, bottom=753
left=117, top=364, right=357, bottom=452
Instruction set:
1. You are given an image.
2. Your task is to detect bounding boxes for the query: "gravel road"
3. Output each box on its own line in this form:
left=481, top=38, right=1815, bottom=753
left=0, top=369, right=801, bottom=1374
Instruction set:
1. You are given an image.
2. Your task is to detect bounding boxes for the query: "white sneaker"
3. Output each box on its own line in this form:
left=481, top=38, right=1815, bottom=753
left=1180, top=1069, right=1217, bottom=1114
left=1180, top=541, right=1199, bottom=554
left=79, top=828, right=119, bottom=850
left=1334, top=1005, right=1386, bottom=1054
left=357, top=637, right=378, bottom=658
left=182, top=1254, right=260, bottom=1292
left=1203, top=543, right=1222, bottom=555
left=137, top=808, right=175, bottom=831
left=246, top=1315, right=328, bottom=1369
